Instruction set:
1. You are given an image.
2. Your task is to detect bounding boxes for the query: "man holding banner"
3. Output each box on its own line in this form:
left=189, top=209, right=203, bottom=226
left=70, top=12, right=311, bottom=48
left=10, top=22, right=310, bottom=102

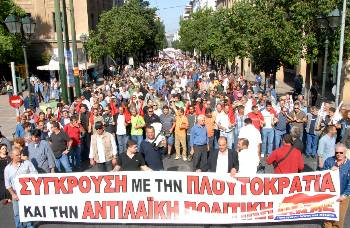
left=4, top=148, right=37, bottom=228
left=323, top=143, right=350, bottom=228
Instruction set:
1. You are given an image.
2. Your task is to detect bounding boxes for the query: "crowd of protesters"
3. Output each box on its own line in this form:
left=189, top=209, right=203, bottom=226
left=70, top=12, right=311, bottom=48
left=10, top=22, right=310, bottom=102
left=1, top=55, right=350, bottom=228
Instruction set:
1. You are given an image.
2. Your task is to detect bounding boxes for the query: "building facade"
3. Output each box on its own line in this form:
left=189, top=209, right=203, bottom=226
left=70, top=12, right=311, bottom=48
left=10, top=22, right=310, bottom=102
left=193, top=0, right=217, bottom=12
left=14, top=0, right=120, bottom=69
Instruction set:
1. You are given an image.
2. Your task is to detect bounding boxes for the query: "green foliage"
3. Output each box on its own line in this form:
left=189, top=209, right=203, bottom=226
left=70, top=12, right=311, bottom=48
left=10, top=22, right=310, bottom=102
left=178, top=0, right=350, bottom=75
left=0, top=0, right=26, bottom=64
left=87, top=0, right=165, bottom=62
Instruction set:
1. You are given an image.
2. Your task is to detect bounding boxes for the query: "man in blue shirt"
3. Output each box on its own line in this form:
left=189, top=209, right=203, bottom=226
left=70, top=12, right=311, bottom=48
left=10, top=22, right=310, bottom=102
left=323, top=143, right=350, bottom=228
left=274, top=107, right=288, bottom=149
left=139, top=126, right=165, bottom=171
left=15, top=115, right=27, bottom=138
left=318, top=125, right=337, bottom=170
left=190, top=115, right=209, bottom=171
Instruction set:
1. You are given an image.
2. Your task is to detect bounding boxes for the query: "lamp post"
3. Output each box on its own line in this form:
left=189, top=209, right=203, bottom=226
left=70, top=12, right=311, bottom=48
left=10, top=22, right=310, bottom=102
left=5, top=14, right=36, bottom=107
left=335, top=0, right=347, bottom=107
left=80, top=34, right=88, bottom=84
left=316, top=9, right=341, bottom=99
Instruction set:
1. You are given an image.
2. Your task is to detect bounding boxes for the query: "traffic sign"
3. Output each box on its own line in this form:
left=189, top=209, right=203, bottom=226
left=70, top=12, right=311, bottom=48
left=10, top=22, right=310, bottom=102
left=9, top=95, right=23, bottom=108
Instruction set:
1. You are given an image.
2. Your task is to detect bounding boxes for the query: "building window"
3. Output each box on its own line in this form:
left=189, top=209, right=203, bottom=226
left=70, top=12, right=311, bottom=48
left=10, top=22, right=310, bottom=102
left=52, top=12, right=56, bottom=32
left=90, top=13, right=95, bottom=29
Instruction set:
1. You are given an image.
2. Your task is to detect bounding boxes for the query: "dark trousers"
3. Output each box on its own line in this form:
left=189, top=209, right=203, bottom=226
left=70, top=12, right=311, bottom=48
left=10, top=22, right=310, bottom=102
left=96, top=160, right=113, bottom=172
left=192, top=145, right=208, bottom=171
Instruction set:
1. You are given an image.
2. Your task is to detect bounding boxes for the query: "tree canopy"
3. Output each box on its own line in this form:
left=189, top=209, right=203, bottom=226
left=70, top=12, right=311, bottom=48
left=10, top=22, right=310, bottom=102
left=178, top=0, right=350, bottom=76
left=87, top=0, right=166, bottom=63
left=0, top=0, right=26, bottom=64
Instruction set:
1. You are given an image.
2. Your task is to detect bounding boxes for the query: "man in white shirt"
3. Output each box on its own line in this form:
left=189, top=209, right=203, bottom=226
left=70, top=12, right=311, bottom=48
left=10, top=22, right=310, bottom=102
left=116, top=107, right=128, bottom=154
left=81, top=95, right=91, bottom=111
left=261, top=101, right=277, bottom=157
left=89, top=121, right=117, bottom=171
left=216, top=105, right=234, bottom=149
left=197, top=137, right=238, bottom=177
left=237, top=138, right=258, bottom=175
left=238, top=118, right=262, bottom=159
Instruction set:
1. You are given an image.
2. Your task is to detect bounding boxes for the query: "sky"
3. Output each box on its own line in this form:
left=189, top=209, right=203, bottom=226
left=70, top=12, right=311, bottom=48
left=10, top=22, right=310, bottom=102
left=147, top=0, right=189, bottom=34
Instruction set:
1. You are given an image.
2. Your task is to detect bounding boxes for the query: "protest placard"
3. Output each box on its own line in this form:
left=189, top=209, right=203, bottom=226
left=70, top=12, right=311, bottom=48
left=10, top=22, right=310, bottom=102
left=15, top=171, right=340, bottom=224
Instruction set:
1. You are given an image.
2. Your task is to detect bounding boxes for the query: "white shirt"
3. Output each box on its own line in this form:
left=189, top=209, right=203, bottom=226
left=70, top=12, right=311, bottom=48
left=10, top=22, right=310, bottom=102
left=216, top=113, right=230, bottom=132
left=216, top=150, right=229, bottom=174
left=116, top=115, right=127, bottom=135
left=261, top=109, right=274, bottom=129
left=82, top=99, right=91, bottom=111
left=238, top=124, right=262, bottom=153
left=89, top=133, right=117, bottom=163
left=244, top=99, right=253, bottom=115
left=154, top=108, right=162, bottom=117
left=238, top=148, right=258, bottom=175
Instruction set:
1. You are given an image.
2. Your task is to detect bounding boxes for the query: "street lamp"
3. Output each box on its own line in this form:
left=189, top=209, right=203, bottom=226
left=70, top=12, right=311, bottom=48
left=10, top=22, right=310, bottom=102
left=316, top=9, right=341, bottom=99
left=5, top=14, right=36, bottom=107
left=80, top=34, right=89, bottom=84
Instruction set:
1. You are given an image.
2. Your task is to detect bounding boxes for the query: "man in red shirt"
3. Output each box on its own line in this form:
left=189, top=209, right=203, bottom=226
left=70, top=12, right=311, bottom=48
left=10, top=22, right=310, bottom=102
left=247, top=105, right=264, bottom=131
left=266, top=134, right=304, bottom=174
left=64, top=115, right=85, bottom=171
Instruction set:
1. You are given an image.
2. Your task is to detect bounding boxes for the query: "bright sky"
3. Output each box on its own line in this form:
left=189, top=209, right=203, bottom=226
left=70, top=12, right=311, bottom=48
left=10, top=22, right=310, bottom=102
left=147, top=0, right=189, bottom=34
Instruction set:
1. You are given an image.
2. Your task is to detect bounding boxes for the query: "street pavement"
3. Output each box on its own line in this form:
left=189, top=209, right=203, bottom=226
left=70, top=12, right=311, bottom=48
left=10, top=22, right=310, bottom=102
left=0, top=94, right=349, bottom=227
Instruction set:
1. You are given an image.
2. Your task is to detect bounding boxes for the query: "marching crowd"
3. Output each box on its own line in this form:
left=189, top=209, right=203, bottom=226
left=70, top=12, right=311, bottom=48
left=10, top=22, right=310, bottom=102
left=0, top=55, right=350, bottom=228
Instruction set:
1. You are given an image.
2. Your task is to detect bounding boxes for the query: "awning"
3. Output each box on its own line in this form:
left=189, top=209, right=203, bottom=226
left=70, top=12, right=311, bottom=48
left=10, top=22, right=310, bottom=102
left=37, top=59, right=96, bottom=71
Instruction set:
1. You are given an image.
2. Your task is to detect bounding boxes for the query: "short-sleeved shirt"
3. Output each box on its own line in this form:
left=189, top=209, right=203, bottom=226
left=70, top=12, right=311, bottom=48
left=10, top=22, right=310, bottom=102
left=49, top=130, right=71, bottom=158
left=175, top=113, right=188, bottom=136
left=159, top=114, right=175, bottom=133
left=131, top=115, right=145, bottom=136
left=117, top=152, right=145, bottom=171
left=64, top=124, right=81, bottom=146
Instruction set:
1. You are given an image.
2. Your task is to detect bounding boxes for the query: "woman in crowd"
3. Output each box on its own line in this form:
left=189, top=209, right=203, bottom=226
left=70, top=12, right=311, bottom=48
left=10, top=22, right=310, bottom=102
left=0, top=143, right=11, bottom=203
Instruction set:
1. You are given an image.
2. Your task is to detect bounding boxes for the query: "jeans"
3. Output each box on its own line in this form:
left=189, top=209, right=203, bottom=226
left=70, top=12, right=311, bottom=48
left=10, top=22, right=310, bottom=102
left=262, top=128, right=274, bottom=156
left=117, top=134, right=128, bottom=154
left=12, top=200, right=34, bottom=228
left=306, top=133, right=318, bottom=156
left=274, top=129, right=286, bottom=149
left=220, top=130, right=234, bottom=150
left=68, top=145, right=81, bottom=170
left=55, top=153, right=72, bottom=173
left=44, top=92, right=50, bottom=103
left=131, top=135, right=143, bottom=150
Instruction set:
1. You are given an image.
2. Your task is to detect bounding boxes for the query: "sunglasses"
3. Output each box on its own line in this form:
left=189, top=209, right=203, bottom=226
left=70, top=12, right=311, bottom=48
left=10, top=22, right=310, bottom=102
left=335, top=152, right=344, bottom=155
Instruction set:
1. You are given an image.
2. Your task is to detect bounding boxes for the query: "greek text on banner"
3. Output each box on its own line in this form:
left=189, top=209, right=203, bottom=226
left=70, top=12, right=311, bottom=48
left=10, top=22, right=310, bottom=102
left=15, top=171, right=340, bottom=224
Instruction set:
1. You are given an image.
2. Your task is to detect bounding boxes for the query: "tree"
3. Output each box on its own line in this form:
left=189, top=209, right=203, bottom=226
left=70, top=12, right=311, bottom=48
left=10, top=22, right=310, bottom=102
left=87, top=0, right=165, bottom=64
left=0, top=0, right=26, bottom=64
left=177, top=0, right=350, bottom=84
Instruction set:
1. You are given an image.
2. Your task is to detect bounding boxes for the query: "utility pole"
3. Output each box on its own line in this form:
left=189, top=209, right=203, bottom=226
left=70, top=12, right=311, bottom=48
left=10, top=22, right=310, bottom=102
left=69, top=0, right=81, bottom=97
left=54, top=0, right=68, bottom=104
left=62, top=0, right=74, bottom=103
left=335, top=0, right=347, bottom=106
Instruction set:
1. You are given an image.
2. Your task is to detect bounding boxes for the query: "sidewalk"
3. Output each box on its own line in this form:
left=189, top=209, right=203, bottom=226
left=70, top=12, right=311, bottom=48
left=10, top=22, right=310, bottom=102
left=0, top=95, right=18, bottom=139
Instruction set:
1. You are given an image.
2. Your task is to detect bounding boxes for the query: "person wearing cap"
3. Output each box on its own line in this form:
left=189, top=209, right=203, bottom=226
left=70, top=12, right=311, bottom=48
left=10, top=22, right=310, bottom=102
left=89, top=121, right=117, bottom=172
